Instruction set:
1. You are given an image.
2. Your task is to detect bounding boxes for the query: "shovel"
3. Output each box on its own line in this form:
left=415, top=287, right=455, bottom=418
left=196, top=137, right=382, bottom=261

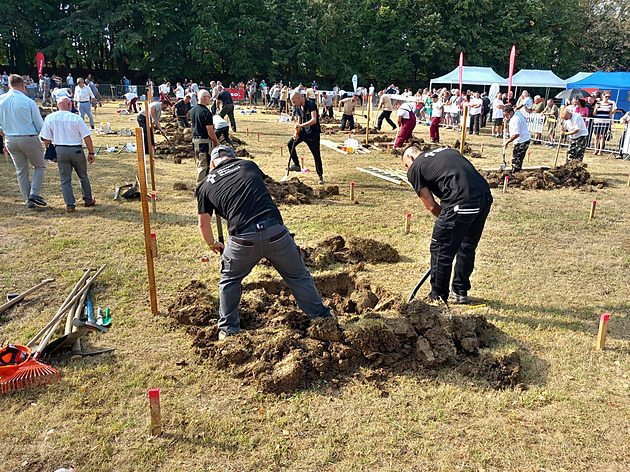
left=500, top=118, right=507, bottom=171
left=280, top=126, right=300, bottom=182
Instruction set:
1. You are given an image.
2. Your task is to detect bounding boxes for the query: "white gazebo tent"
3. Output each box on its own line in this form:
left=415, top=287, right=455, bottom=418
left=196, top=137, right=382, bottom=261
left=511, top=69, right=567, bottom=100
left=565, top=72, right=594, bottom=85
left=429, top=66, right=508, bottom=91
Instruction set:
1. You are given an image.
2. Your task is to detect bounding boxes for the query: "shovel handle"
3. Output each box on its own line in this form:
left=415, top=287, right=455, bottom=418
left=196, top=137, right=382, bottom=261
left=0, top=278, right=54, bottom=315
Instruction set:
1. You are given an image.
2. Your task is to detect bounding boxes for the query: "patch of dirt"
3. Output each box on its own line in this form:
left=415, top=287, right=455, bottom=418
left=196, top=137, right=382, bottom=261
left=264, top=177, right=338, bottom=204
left=320, top=117, right=341, bottom=124
left=231, top=135, right=247, bottom=145
left=235, top=148, right=252, bottom=158
left=173, top=273, right=521, bottom=394
left=300, top=235, right=400, bottom=269
left=39, top=107, right=52, bottom=119
left=369, top=135, right=392, bottom=143
left=480, top=161, right=607, bottom=190
left=154, top=128, right=194, bottom=160
left=173, top=181, right=188, bottom=190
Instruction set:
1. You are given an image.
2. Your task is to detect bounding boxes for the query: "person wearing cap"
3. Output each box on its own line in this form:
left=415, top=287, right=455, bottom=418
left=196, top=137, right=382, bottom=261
left=39, top=97, right=96, bottom=212
left=561, top=108, right=589, bottom=163
left=503, top=105, right=531, bottom=172
left=173, top=94, right=192, bottom=128
left=287, top=91, right=325, bottom=184
left=190, top=89, right=221, bottom=184
left=197, top=145, right=333, bottom=339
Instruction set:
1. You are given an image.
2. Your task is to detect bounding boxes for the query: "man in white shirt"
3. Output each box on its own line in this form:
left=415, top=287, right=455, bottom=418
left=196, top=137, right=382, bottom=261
left=159, top=81, right=172, bottom=106
left=213, top=114, right=233, bottom=146
left=394, top=100, right=416, bottom=148
left=52, top=86, right=72, bottom=106
left=174, top=82, right=185, bottom=101
left=561, top=108, right=589, bottom=163
left=492, top=92, right=505, bottom=137
left=468, top=92, right=483, bottom=135
left=40, top=97, right=96, bottom=212
left=124, top=91, right=139, bottom=113
left=73, top=78, right=95, bottom=129
left=515, top=91, right=533, bottom=113
left=503, top=105, right=531, bottom=172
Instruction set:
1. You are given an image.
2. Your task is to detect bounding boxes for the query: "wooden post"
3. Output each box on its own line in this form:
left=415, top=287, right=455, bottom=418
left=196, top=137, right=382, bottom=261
left=527, top=151, right=530, bottom=164
left=350, top=182, right=355, bottom=202
left=596, top=313, right=610, bottom=350
left=589, top=200, right=596, bottom=220
left=280, top=146, right=283, bottom=159
left=151, top=193, right=156, bottom=213
left=553, top=136, right=562, bottom=167
left=151, top=232, right=158, bottom=258
left=459, top=106, right=468, bottom=154
left=627, top=172, right=629, bottom=187
left=135, top=128, right=159, bottom=315
left=144, top=101, right=156, bottom=192
left=404, top=213, right=411, bottom=234
left=246, top=127, right=249, bottom=136
left=148, top=388, right=162, bottom=436
left=480, top=143, right=484, bottom=155
left=257, top=132, right=260, bottom=143
left=3, top=149, right=8, bottom=163
left=502, top=175, right=509, bottom=193
left=365, top=94, right=372, bottom=144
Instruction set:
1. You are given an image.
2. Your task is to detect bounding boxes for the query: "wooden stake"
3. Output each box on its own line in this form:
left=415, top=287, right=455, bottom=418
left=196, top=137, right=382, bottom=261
left=589, top=200, right=596, bottom=220
left=553, top=137, right=562, bottom=167
left=596, top=313, right=610, bottom=350
left=365, top=94, right=372, bottom=144
left=151, top=232, right=158, bottom=258
left=151, top=193, right=156, bottom=213
left=527, top=151, right=530, bottom=164
left=480, top=143, right=484, bottom=155
left=144, top=101, right=156, bottom=192
left=148, top=388, right=162, bottom=436
left=3, top=149, right=8, bottom=163
left=280, top=146, right=283, bottom=159
left=257, top=132, right=260, bottom=143
left=135, top=127, right=159, bottom=315
left=459, top=106, right=468, bottom=155
left=627, top=172, right=629, bottom=187
left=350, top=182, right=355, bottom=202
left=246, top=128, right=249, bottom=136
left=404, top=213, right=411, bottom=234
left=502, top=175, right=509, bottom=193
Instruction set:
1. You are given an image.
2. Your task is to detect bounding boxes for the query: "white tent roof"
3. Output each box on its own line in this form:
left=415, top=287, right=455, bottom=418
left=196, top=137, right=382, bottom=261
left=565, top=72, right=594, bottom=84
left=430, top=66, right=508, bottom=87
left=511, top=69, right=566, bottom=88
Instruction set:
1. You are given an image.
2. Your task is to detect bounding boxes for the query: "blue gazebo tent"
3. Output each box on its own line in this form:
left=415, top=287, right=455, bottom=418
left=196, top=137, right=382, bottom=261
left=568, top=72, right=630, bottom=113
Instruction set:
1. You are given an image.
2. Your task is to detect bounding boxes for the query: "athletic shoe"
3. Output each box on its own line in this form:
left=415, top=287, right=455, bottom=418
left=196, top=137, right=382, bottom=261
left=449, top=292, right=469, bottom=304
left=28, top=195, right=47, bottom=206
left=318, top=176, right=324, bottom=185
left=218, top=330, right=235, bottom=340
left=430, top=139, right=437, bottom=143
left=288, top=165, right=301, bottom=172
left=84, top=198, right=96, bottom=207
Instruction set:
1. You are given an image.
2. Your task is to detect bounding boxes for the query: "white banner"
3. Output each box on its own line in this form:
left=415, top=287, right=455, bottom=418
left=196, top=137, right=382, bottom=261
left=521, top=111, right=546, bottom=134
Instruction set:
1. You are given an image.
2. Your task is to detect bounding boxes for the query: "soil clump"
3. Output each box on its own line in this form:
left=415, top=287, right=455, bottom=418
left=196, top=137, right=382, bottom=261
left=264, top=177, right=338, bottom=205
left=480, top=161, right=607, bottom=190
left=300, top=235, right=399, bottom=269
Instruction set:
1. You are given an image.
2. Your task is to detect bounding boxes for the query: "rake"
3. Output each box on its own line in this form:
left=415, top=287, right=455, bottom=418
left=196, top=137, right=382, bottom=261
left=0, top=266, right=105, bottom=394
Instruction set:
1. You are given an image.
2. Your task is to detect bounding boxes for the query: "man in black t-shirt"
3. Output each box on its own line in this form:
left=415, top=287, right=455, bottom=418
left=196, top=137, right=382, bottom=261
left=216, top=85, right=236, bottom=132
left=197, top=145, right=332, bottom=339
left=287, top=91, right=325, bottom=184
left=403, top=145, right=493, bottom=305
left=174, top=94, right=192, bottom=128
left=190, top=90, right=221, bottom=184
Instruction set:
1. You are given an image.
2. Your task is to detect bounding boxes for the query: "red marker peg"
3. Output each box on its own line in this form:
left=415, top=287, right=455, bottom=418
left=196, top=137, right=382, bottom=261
left=350, top=182, right=355, bottom=202
left=589, top=200, right=596, bottom=220
left=502, top=175, right=509, bottom=193
left=404, top=213, right=411, bottom=234
left=148, top=388, right=162, bottom=436
left=151, top=232, right=158, bottom=258
left=596, top=313, right=610, bottom=349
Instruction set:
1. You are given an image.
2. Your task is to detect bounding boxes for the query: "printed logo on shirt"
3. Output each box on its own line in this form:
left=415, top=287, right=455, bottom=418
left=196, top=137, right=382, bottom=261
left=206, top=163, right=241, bottom=184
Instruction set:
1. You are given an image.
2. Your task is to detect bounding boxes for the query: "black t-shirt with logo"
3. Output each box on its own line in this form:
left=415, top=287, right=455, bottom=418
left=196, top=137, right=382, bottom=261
left=298, top=99, right=320, bottom=136
left=407, top=147, right=490, bottom=209
left=217, top=90, right=233, bottom=106
left=197, top=158, right=282, bottom=235
left=174, top=100, right=191, bottom=117
left=190, top=104, right=213, bottom=152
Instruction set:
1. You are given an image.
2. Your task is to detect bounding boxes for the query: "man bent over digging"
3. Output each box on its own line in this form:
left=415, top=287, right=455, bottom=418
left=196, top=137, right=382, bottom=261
left=197, top=145, right=332, bottom=340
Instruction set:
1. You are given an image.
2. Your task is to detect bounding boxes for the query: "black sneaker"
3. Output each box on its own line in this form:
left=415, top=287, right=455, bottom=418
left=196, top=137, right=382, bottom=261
left=318, top=176, right=324, bottom=185
left=28, top=195, right=47, bottom=206
left=449, top=292, right=469, bottom=304
left=288, top=164, right=301, bottom=172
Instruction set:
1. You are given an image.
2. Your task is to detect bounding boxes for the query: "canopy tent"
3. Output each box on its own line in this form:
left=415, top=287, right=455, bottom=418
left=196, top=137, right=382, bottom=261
left=568, top=71, right=630, bottom=112
left=565, top=72, right=593, bottom=84
left=511, top=69, right=567, bottom=88
left=429, top=66, right=507, bottom=90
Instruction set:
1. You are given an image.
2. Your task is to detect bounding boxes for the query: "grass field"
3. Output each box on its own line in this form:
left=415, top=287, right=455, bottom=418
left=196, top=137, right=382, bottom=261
left=1, top=101, right=629, bottom=472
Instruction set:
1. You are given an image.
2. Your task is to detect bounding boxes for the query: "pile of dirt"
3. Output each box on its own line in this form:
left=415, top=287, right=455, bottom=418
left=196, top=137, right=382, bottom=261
left=264, top=177, right=338, bottom=204
left=173, top=181, right=188, bottom=190
left=154, top=128, right=194, bottom=161
left=39, top=107, right=52, bottom=119
left=231, top=136, right=247, bottom=145
left=300, top=235, right=399, bottom=269
left=320, top=117, right=341, bottom=124
left=171, top=273, right=521, bottom=394
left=235, top=148, right=252, bottom=158
left=480, top=161, right=607, bottom=190
left=369, top=135, right=391, bottom=143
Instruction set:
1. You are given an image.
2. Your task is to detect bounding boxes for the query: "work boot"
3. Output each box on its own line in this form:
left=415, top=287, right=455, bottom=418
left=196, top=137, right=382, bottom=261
left=449, top=292, right=469, bottom=305
left=288, top=164, right=301, bottom=172
left=218, top=329, right=235, bottom=340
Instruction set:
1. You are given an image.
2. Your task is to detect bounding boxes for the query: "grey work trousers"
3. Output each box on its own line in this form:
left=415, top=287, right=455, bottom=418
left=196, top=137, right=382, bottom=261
left=6, top=135, right=45, bottom=204
left=55, top=145, right=93, bottom=209
left=193, top=138, right=213, bottom=184
left=78, top=102, right=94, bottom=127
left=219, top=224, right=331, bottom=333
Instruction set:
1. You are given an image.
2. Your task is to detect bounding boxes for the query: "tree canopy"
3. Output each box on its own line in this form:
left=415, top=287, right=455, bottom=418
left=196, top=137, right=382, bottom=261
left=0, top=0, right=628, bottom=88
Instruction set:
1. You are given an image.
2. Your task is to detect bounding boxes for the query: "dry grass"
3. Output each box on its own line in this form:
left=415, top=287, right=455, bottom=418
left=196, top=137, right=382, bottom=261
left=1, top=101, right=630, bottom=471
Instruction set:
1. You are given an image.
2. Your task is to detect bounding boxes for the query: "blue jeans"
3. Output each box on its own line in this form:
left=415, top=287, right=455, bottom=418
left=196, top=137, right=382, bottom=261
left=78, top=102, right=94, bottom=128
left=218, top=224, right=331, bottom=333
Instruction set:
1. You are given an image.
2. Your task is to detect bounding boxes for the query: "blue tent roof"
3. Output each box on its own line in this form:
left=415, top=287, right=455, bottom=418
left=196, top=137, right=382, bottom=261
left=567, top=72, right=630, bottom=89
left=430, top=66, right=508, bottom=87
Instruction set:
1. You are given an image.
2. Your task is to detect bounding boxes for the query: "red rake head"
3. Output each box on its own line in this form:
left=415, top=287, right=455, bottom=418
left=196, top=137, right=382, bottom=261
left=0, top=359, right=60, bottom=394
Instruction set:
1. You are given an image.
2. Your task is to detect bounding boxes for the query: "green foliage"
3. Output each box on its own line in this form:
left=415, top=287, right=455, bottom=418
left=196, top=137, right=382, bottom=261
left=0, top=0, right=627, bottom=87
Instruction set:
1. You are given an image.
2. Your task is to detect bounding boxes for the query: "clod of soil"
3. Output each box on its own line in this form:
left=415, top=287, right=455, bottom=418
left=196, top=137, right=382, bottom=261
left=480, top=161, right=607, bottom=190
left=320, top=117, right=341, bottom=124
left=173, top=182, right=188, bottom=190
left=39, top=107, right=52, bottom=119
left=369, top=135, right=392, bottom=143
left=300, top=235, right=399, bottom=269
left=172, top=273, right=521, bottom=394
left=264, top=177, right=337, bottom=204
left=235, top=148, right=252, bottom=158
left=231, top=136, right=247, bottom=145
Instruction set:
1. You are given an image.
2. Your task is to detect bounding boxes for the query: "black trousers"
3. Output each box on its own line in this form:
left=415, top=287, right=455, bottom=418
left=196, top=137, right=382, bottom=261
left=215, top=126, right=233, bottom=146
left=377, top=110, right=396, bottom=130
left=469, top=114, right=480, bottom=134
left=288, top=130, right=323, bottom=177
left=429, top=193, right=493, bottom=301
left=340, top=114, right=354, bottom=131
left=322, top=105, right=333, bottom=118
left=481, top=111, right=490, bottom=128
left=137, top=114, right=154, bottom=153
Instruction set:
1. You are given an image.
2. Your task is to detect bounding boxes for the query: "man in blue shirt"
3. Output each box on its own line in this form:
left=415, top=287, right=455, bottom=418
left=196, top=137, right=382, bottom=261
left=0, top=75, right=47, bottom=208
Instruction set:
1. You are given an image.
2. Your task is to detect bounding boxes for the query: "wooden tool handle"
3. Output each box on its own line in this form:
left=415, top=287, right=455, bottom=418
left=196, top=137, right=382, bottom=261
left=0, top=278, right=55, bottom=315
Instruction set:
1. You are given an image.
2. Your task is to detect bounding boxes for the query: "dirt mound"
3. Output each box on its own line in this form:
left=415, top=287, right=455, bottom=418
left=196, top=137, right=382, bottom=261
left=320, top=117, right=341, bottom=124
left=231, top=136, right=247, bottom=145
left=173, top=182, right=188, bottom=190
left=235, top=148, right=252, bottom=158
left=39, top=107, right=52, bottom=119
left=300, top=235, right=400, bottom=269
left=369, top=135, right=391, bottom=143
left=264, top=177, right=338, bottom=204
left=154, top=128, right=194, bottom=160
left=174, top=274, right=521, bottom=394
left=480, top=161, right=607, bottom=190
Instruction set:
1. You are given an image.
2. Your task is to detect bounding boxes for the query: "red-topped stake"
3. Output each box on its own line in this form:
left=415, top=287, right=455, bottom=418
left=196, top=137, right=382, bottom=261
left=502, top=175, right=509, bottom=193
left=150, top=232, right=158, bottom=258
left=596, top=313, right=610, bottom=350
left=589, top=200, right=597, bottom=220
left=350, top=182, right=355, bottom=202
left=148, top=388, right=162, bottom=436
left=405, top=213, right=411, bottom=234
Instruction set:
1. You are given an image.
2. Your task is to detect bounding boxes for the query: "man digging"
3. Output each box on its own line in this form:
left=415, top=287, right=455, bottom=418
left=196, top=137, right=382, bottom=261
left=197, top=145, right=333, bottom=339
left=402, top=145, right=492, bottom=305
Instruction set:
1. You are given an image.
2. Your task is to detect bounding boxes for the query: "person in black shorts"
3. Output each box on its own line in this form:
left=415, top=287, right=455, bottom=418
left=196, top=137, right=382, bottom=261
left=197, top=145, right=332, bottom=339
left=286, top=91, right=325, bottom=184
left=216, top=85, right=236, bottom=132
left=403, top=145, right=493, bottom=305
left=190, top=90, right=220, bottom=184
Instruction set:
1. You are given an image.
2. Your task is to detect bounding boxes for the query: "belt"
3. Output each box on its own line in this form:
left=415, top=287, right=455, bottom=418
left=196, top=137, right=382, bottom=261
left=56, top=144, right=82, bottom=147
left=8, top=134, right=38, bottom=137
left=232, top=218, right=281, bottom=236
left=193, top=137, right=211, bottom=143
left=79, top=101, right=90, bottom=103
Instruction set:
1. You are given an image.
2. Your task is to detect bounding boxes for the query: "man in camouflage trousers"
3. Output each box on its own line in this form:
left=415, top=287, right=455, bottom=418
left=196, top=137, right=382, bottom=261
left=561, top=108, right=589, bottom=163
